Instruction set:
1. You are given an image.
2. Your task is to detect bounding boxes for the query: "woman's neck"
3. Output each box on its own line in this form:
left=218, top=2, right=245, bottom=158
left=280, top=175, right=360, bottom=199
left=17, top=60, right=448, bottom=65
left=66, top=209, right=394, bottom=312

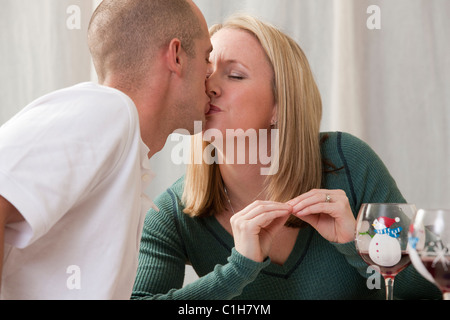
left=219, top=162, right=268, bottom=213
left=214, top=130, right=276, bottom=212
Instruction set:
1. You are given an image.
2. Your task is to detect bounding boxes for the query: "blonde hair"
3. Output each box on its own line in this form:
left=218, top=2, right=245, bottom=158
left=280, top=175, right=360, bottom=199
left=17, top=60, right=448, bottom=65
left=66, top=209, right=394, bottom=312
left=182, top=14, right=323, bottom=227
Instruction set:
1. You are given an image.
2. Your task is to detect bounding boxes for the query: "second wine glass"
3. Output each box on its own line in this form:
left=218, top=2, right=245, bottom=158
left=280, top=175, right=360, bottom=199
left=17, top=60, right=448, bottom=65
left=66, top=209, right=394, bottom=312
left=408, top=208, right=450, bottom=300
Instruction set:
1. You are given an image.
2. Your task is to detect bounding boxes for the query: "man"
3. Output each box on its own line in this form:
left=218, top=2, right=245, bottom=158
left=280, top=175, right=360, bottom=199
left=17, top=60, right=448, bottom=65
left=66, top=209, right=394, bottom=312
left=0, top=0, right=212, bottom=299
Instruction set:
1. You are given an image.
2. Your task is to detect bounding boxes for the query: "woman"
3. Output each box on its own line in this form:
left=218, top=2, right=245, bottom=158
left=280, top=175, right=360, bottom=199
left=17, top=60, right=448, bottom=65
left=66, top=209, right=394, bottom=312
left=132, top=14, right=440, bottom=299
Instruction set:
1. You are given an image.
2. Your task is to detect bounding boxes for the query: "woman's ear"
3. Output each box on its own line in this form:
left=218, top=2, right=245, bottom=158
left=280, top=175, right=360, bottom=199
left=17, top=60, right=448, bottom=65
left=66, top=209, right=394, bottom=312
left=166, top=38, right=184, bottom=76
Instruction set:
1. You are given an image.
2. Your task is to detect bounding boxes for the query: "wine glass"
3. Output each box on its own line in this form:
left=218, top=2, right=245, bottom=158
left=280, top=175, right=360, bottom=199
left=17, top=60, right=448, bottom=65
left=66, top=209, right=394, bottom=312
left=355, top=203, right=416, bottom=300
left=408, top=209, right=450, bottom=300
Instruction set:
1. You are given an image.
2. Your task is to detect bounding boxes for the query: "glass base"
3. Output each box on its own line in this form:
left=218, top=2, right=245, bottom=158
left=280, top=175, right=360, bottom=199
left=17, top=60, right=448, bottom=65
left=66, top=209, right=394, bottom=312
left=385, top=277, right=395, bottom=300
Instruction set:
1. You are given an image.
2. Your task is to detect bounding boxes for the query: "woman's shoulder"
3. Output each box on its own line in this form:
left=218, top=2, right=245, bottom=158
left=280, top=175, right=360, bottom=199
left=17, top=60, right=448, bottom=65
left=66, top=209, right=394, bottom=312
left=147, top=176, right=186, bottom=223
left=146, top=176, right=212, bottom=246
left=320, top=131, right=405, bottom=207
left=321, top=131, right=370, bottom=150
left=153, top=175, right=184, bottom=205
left=320, top=131, right=379, bottom=165
left=167, top=176, right=185, bottom=197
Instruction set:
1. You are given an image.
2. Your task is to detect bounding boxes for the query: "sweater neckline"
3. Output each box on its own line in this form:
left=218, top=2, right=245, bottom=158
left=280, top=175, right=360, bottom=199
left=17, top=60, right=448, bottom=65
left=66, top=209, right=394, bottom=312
left=204, top=215, right=314, bottom=279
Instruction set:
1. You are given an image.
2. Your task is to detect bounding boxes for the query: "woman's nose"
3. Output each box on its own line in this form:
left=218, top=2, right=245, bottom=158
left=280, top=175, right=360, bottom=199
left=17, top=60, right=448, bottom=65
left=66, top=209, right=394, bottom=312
left=206, top=75, right=220, bottom=98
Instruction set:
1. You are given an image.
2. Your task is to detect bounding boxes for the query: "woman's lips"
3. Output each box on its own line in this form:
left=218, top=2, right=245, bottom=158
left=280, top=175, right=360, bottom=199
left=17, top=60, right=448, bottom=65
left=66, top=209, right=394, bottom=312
left=206, top=104, right=222, bottom=116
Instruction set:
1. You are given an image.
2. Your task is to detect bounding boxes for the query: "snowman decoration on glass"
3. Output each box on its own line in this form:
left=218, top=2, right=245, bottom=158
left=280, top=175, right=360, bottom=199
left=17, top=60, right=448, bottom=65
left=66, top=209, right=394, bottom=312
left=369, top=216, right=403, bottom=266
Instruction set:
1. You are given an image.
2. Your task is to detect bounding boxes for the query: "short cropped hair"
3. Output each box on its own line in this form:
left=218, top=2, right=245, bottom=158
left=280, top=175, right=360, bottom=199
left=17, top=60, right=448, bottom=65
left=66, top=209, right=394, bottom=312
left=88, top=0, right=202, bottom=86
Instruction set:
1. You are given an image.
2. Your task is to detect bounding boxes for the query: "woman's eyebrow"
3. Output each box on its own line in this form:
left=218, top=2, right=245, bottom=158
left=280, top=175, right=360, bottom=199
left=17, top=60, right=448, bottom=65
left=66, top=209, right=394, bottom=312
left=221, top=59, right=250, bottom=70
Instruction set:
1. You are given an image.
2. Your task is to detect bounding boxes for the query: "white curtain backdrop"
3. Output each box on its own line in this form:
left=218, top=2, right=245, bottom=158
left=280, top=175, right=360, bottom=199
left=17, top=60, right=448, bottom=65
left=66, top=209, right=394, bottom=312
left=1, top=0, right=449, bottom=284
left=0, top=0, right=93, bottom=123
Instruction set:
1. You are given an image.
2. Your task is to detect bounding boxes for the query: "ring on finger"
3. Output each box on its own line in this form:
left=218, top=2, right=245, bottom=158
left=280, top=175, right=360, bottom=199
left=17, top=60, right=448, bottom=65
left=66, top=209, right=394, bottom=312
left=325, top=194, right=331, bottom=203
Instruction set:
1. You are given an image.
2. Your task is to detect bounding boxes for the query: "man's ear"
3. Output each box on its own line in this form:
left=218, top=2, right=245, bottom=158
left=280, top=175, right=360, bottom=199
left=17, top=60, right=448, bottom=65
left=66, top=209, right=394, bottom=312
left=166, top=38, right=184, bottom=76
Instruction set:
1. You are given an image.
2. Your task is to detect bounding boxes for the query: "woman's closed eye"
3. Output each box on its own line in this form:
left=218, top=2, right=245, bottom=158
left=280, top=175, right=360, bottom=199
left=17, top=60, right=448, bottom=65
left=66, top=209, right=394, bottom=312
left=228, top=73, right=245, bottom=80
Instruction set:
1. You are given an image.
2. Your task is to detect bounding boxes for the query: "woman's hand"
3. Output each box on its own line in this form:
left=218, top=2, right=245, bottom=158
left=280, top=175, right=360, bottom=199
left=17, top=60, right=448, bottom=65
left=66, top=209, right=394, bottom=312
left=230, top=201, right=293, bottom=263
left=287, top=189, right=355, bottom=243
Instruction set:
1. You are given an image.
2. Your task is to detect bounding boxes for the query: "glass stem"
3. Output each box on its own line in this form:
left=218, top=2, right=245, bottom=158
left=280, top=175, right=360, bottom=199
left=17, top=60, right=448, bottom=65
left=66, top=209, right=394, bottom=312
left=443, top=292, right=450, bottom=300
left=384, top=277, right=395, bottom=300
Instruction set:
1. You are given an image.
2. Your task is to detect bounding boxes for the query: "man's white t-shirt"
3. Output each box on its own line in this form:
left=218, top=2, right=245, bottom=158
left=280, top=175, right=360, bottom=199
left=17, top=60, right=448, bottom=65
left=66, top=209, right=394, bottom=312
left=0, top=82, right=155, bottom=299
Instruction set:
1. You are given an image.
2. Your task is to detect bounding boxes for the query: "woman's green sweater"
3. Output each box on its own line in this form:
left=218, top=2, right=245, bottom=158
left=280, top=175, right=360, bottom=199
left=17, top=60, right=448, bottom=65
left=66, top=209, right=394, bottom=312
left=132, top=132, right=441, bottom=300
